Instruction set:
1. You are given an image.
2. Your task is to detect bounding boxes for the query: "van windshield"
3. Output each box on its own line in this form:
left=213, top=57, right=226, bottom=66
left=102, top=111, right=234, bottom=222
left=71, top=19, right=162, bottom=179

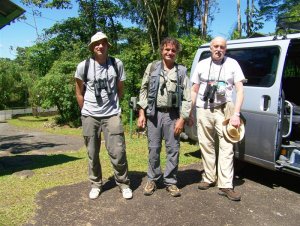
left=200, top=46, right=280, bottom=87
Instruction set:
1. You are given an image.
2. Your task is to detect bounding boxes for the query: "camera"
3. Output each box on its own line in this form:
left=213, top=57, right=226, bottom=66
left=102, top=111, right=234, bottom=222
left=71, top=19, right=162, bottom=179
left=94, top=78, right=112, bottom=97
left=203, top=84, right=217, bottom=103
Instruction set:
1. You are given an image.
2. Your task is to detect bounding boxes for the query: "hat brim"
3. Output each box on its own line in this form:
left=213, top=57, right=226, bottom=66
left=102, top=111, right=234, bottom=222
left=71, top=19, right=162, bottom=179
left=222, top=119, right=245, bottom=143
left=88, top=40, right=112, bottom=51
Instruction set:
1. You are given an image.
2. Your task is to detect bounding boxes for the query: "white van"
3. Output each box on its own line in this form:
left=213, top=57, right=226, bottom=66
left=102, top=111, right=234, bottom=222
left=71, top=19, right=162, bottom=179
left=185, top=33, right=300, bottom=176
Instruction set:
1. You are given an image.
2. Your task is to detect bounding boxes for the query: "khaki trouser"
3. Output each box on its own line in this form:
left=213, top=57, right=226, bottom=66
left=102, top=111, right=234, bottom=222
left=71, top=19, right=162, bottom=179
left=81, top=115, right=130, bottom=190
left=196, top=105, right=234, bottom=188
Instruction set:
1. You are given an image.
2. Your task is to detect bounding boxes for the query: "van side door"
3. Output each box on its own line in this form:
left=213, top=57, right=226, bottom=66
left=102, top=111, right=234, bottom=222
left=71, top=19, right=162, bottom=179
left=226, top=39, right=290, bottom=170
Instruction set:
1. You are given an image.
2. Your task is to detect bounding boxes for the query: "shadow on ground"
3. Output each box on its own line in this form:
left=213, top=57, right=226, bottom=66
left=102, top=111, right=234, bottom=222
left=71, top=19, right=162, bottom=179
left=24, top=164, right=300, bottom=226
left=0, top=134, right=67, bottom=155
left=235, top=161, right=300, bottom=193
left=0, top=154, right=81, bottom=176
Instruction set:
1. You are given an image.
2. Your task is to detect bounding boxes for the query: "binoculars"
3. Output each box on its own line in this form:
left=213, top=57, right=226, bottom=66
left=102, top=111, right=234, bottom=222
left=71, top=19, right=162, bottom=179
left=203, top=84, right=217, bottom=103
left=94, top=78, right=112, bottom=97
left=167, top=92, right=179, bottom=108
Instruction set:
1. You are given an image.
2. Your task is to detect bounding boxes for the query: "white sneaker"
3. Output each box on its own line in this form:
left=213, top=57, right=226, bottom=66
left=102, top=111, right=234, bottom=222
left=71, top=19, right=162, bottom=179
left=121, top=187, right=133, bottom=199
left=89, top=188, right=101, bottom=199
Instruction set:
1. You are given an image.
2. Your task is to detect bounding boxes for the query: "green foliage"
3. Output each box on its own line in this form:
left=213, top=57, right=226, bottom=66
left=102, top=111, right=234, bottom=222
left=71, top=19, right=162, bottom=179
left=116, top=0, right=216, bottom=51
left=78, top=0, right=124, bottom=51
left=3, top=0, right=285, bottom=127
left=0, top=59, right=28, bottom=109
left=177, top=35, right=206, bottom=73
left=258, top=0, right=300, bottom=22
left=243, top=3, right=264, bottom=37
left=117, top=41, right=156, bottom=123
left=15, top=42, right=58, bottom=77
left=34, top=49, right=82, bottom=127
left=21, top=0, right=72, bottom=9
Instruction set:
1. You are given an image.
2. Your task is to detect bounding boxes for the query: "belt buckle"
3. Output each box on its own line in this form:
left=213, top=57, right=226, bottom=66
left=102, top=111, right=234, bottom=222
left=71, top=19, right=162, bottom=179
left=159, top=107, right=169, bottom=113
left=163, top=107, right=169, bottom=112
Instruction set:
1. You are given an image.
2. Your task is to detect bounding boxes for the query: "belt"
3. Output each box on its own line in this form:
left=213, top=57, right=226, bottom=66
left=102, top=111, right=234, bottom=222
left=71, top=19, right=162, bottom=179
left=157, top=107, right=173, bottom=113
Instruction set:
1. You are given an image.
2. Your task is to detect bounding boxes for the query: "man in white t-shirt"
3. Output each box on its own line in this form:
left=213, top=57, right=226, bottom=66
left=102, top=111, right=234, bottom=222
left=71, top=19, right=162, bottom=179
left=190, top=37, right=246, bottom=201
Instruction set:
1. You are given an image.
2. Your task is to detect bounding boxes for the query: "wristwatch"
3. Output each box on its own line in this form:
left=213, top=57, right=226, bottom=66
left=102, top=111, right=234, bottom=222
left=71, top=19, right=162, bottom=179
left=234, top=112, right=240, bottom=117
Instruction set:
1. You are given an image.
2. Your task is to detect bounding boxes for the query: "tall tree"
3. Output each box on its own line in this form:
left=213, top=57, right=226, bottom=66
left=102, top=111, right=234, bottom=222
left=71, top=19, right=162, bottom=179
left=244, top=0, right=263, bottom=37
left=78, top=0, right=123, bottom=50
left=237, top=0, right=241, bottom=38
left=201, top=0, right=209, bottom=38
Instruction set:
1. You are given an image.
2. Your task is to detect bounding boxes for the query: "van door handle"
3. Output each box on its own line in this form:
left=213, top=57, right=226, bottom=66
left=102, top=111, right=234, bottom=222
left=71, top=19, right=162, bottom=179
left=262, top=95, right=270, bottom=111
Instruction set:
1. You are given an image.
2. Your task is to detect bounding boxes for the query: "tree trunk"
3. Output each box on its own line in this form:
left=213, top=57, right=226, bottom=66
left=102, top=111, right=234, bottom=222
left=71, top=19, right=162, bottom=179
left=143, top=0, right=167, bottom=52
left=237, top=0, right=241, bottom=38
left=246, top=0, right=249, bottom=36
left=196, top=0, right=203, bottom=36
left=202, top=0, right=209, bottom=39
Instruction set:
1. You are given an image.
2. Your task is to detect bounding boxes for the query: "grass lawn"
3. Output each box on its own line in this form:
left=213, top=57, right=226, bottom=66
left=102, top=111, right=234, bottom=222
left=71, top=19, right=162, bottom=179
left=0, top=116, right=200, bottom=226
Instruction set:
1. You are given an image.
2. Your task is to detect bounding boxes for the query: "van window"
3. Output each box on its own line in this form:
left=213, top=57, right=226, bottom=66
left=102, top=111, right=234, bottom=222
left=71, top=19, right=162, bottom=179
left=199, top=46, right=280, bottom=87
left=282, top=39, right=300, bottom=105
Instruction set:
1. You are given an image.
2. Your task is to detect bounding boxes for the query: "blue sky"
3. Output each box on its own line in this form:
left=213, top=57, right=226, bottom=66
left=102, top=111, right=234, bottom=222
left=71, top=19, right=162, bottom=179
left=0, top=0, right=276, bottom=59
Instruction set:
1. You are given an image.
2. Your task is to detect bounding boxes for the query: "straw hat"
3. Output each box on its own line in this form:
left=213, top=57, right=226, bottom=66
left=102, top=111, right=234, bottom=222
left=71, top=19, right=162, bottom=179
left=222, top=119, right=245, bottom=143
left=88, top=32, right=112, bottom=51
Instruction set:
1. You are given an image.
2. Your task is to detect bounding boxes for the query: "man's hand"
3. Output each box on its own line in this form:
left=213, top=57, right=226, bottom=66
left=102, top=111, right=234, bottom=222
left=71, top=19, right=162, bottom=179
left=174, top=117, right=185, bottom=136
left=137, top=109, right=146, bottom=128
left=229, top=115, right=241, bottom=128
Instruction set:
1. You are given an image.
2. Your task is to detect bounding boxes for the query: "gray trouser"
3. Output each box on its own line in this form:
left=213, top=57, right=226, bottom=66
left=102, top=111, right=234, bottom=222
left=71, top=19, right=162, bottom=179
left=147, top=110, right=180, bottom=185
left=81, top=115, right=130, bottom=190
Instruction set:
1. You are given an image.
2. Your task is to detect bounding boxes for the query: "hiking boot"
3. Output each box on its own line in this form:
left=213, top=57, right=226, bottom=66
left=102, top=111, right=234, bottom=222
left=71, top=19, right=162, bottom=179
left=89, top=187, right=101, bottom=200
left=218, top=188, right=241, bottom=201
left=121, top=187, right=133, bottom=199
left=166, top=185, right=181, bottom=197
left=198, top=181, right=215, bottom=190
left=144, top=180, right=156, bottom=196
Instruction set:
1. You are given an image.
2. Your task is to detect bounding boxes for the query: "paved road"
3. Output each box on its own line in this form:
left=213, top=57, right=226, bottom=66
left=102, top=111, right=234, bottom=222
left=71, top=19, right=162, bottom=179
left=0, top=122, right=83, bottom=156
left=1, top=122, right=300, bottom=226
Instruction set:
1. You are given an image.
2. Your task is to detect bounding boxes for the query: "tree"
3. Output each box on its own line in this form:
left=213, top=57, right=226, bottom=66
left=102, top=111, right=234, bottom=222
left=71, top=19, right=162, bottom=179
left=78, top=0, right=124, bottom=52
left=21, top=0, right=72, bottom=9
left=244, top=0, right=263, bottom=37
left=237, top=0, right=241, bottom=38
left=0, top=59, right=28, bottom=109
left=6, top=0, right=218, bottom=127
left=34, top=47, right=82, bottom=126
left=258, top=0, right=300, bottom=26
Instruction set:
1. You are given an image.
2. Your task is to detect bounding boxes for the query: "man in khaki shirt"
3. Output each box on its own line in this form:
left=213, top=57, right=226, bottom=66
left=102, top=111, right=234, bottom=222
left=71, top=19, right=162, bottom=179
left=137, top=37, right=192, bottom=197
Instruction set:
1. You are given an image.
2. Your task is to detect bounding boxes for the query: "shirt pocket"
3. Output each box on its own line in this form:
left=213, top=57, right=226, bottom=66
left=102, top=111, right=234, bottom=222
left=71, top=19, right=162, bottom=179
left=166, top=78, right=177, bottom=92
